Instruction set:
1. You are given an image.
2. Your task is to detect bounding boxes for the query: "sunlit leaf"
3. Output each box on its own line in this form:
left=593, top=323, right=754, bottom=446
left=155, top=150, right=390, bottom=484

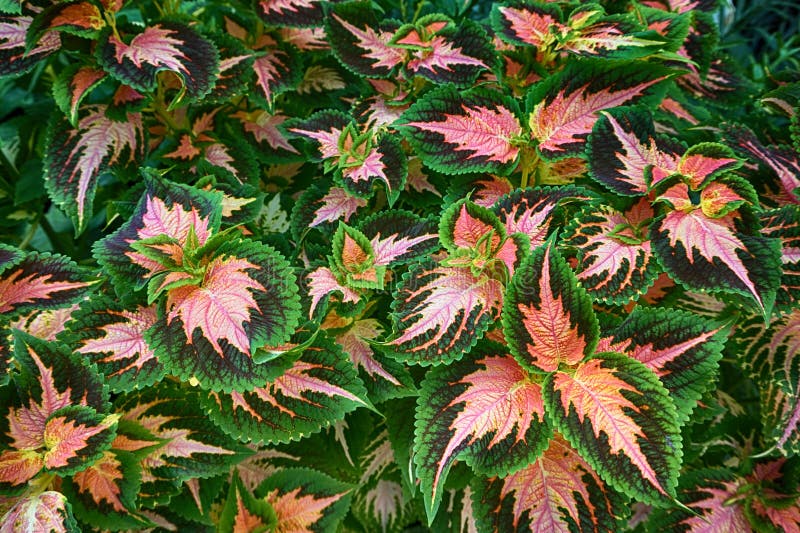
left=415, top=345, right=551, bottom=519
left=543, top=353, right=681, bottom=505
left=503, top=244, right=598, bottom=373
left=0, top=491, right=79, bottom=533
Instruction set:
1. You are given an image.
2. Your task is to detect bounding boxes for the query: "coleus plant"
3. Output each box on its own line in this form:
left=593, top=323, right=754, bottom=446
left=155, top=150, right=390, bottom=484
left=1, top=0, right=799, bottom=530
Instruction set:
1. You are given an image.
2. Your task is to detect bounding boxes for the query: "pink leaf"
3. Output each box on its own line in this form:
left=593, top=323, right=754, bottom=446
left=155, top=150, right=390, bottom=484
left=310, top=187, right=367, bottom=227
left=306, top=266, right=361, bottom=318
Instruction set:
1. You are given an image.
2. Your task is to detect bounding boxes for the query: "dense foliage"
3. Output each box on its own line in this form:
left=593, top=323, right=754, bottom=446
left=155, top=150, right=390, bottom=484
left=1, top=0, right=799, bottom=530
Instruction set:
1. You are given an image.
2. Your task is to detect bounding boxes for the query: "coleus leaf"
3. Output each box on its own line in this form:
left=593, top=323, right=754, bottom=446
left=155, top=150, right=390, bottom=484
left=527, top=60, right=673, bottom=160
left=63, top=294, right=164, bottom=393
left=288, top=109, right=350, bottom=161
left=26, top=1, right=104, bottom=46
left=255, top=468, right=353, bottom=532
left=439, top=199, right=525, bottom=279
left=728, top=124, right=800, bottom=206
left=563, top=199, right=660, bottom=304
left=0, top=247, right=96, bottom=319
left=258, top=0, right=327, bottom=27
left=0, top=15, right=60, bottom=77
left=203, top=32, right=254, bottom=104
left=0, top=491, right=79, bottom=533
left=93, top=175, right=222, bottom=295
left=147, top=238, right=301, bottom=392
left=96, top=21, right=219, bottom=105
left=252, top=47, right=300, bottom=106
left=491, top=0, right=564, bottom=50
left=293, top=185, right=368, bottom=240
left=235, top=109, right=300, bottom=157
left=473, top=433, right=625, bottom=533
left=218, top=471, right=277, bottom=533
left=44, top=105, right=145, bottom=234
left=40, top=405, right=119, bottom=476
left=745, top=459, right=800, bottom=532
left=330, top=317, right=415, bottom=403
left=202, top=332, right=369, bottom=444
left=61, top=449, right=145, bottom=531
left=392, top=15, right=495, bottom=87
left=53, top=65, right=107, bottom=126
left=738, top=309, right=800, bottom=454
left=115, top=382, right=252, bottom=486
left=399, top=86, right=523, bottom=175
left=326, top=1, right=404, bottom=77
left=503, top=243, right=599, bottom=373
left=653, top=469, right=750, bottom=531
left=306, top=266, right=362, bottom=319
left=415, top=344, right=551, bottom=520
left=761, top=205, right=800, bottom=311
left=651, top=182, right=782, bottom=318
left=384, top=260, right=504, bottom=365
left=357, top=210, right=439, bottom=267
left=600, top=307, right=726, bottom=423
left=330, top=222, right=384, bottom=290
left=493, top=185, right=595, bottom=249
left=586, top=106, right=682, bottom=196
left=543, top=352, right=681, bottom=505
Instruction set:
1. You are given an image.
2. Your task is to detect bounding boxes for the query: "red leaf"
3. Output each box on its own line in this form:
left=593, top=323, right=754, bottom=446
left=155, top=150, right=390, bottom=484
left=0, top=259, right=92, bottom=316
left=71, top=451, right=128, bottom=512
left=0, top=450, right=44, bottom=486
left=265, top=486, right=348, bottom=531
left=0, top=491, right=74, bottom=533
left=42, top=411, right=118, bottom=470
left=165, top=255, right=262, bottom=357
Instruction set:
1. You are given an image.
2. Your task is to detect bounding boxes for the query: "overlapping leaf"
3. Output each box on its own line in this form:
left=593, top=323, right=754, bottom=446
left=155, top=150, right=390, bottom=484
left=0, top=15, right=61, bottom=77
left=218, top=471, right=277, bottom=533
left=527, top=61, right=672, bottom=159
left=473, top=434, right=624, bottom=533
left=543, top=353, right=681, bottom=505
left=415, top=345, right=551, bottom=519
left=563, top=199, right=660, bottom=304
left=53, top=65, right=107, bottom=126
left=202, top=332, right=369, bottom=444
left=255, top=468, right=353, bottom=532
left=600, top=307, right=726, bottom=422
left=326, top=1, right=403, bottom=77
left=0, top=247, right=96, bottom=319
left=651, top=182, right=782, bottom=318
left=392, top=16, right=494, bottom=86
left=44, top=105, right=145, bottom=234
left=96, top=21, right=219, bottom=104
left=146, top=238, right=301, bottom=392
left=357, top=210, right=439, bottom=267
left=399, top=86, right=523, bottom=175
left=64, top=295, right=163, bottom=393
left=493, top=185, right=593, bottom=249
left=503, top=244, right=598, bottom=373
left=0, top=491, right=79, bottom=532
left=258, top=0, right=327, bottom=27
left=384, top=260, right=504, bottom=365
left=761, top=205, right=800, bottom=310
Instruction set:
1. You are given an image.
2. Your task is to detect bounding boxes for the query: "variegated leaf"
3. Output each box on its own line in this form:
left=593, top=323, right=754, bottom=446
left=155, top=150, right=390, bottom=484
left=40, top=405, right=118, bottom=476
left=0, top=491, right=78, bottom=533
left=563, top=199, right=660, bottom=304
left=331, top=318, right=415, bottom=402
left=357, top=210, right=439, bottom=267
left=0, top=15, right=60, bottom=78
left=761, top=205, right=800, bottom=310
left=543, top=353, right=681, bottom=505
left=415, top=345, right=551, bottom=519
left=331, top=222, right=384, bottom=290
left=503, top=244, right=598, bottom=373
left=44, top=105, right=144, bottom=234
left=601, top=307, right=726, bottom=422
left=255, top=468, right=353, bottom=532
left=399, top=86, right=523, bottom=175
left=235, top=109, right=300, bottom=156
left=96, top=22, right=219, bottom=104
left=0, top=248, right=96, bottom=319
left=527, top=61, right=672, bottom=159
left=203, top=32, right=254, bottom=104
left=258, top=0, right=327, bottom=27
left=53, top=65, right=107, bottom=126
left=218, top=471, right=277, bottom=533
left=294, top=186, right=368, bottom=238
left=252, top=47, right=300, bottom=106
left=147, top=238, right=300, bottom=392
left=61, top=449, right=145, bottom=530
left=653, top=469, right=749, bottom=532
left=306, top=266, right=362, bottom=319
left=493, top=185, right=594, bottom=249
left=491, top=0, right=564, bottom=50
left=385, top=260, right=504, bottom=365
left=64, top=295, right=163, bottom=393
left=651, top=183, right=782, bottom=318
left=339, top=133, right=407, bottom=205
left=473, top=434, right=624, bottom=533
left=93, top=175, right=222, bottom=294
left=288, top=109, right=350, bottom=162
left=728, top=124, right=800, bottom=205
left=202, top=332, right=369, bottom=444
left=746, top=459, right=800, bottom=533
left=393, top=16, right=495, bottom=86
left=326, top=1, right=403, bottom=77
left=115, top=382, right=252, bottom=488
left=587, top=106, right=682, bottom=196
left=26, top=1, right=104, bottom=46
left=737, top=310, right=800, bottom=454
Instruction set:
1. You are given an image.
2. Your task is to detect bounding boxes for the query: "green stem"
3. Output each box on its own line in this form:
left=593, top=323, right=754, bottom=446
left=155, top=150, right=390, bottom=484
left=18, top=218, right=40, bottom=250
left=40, top=216, right=76, bottom=257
